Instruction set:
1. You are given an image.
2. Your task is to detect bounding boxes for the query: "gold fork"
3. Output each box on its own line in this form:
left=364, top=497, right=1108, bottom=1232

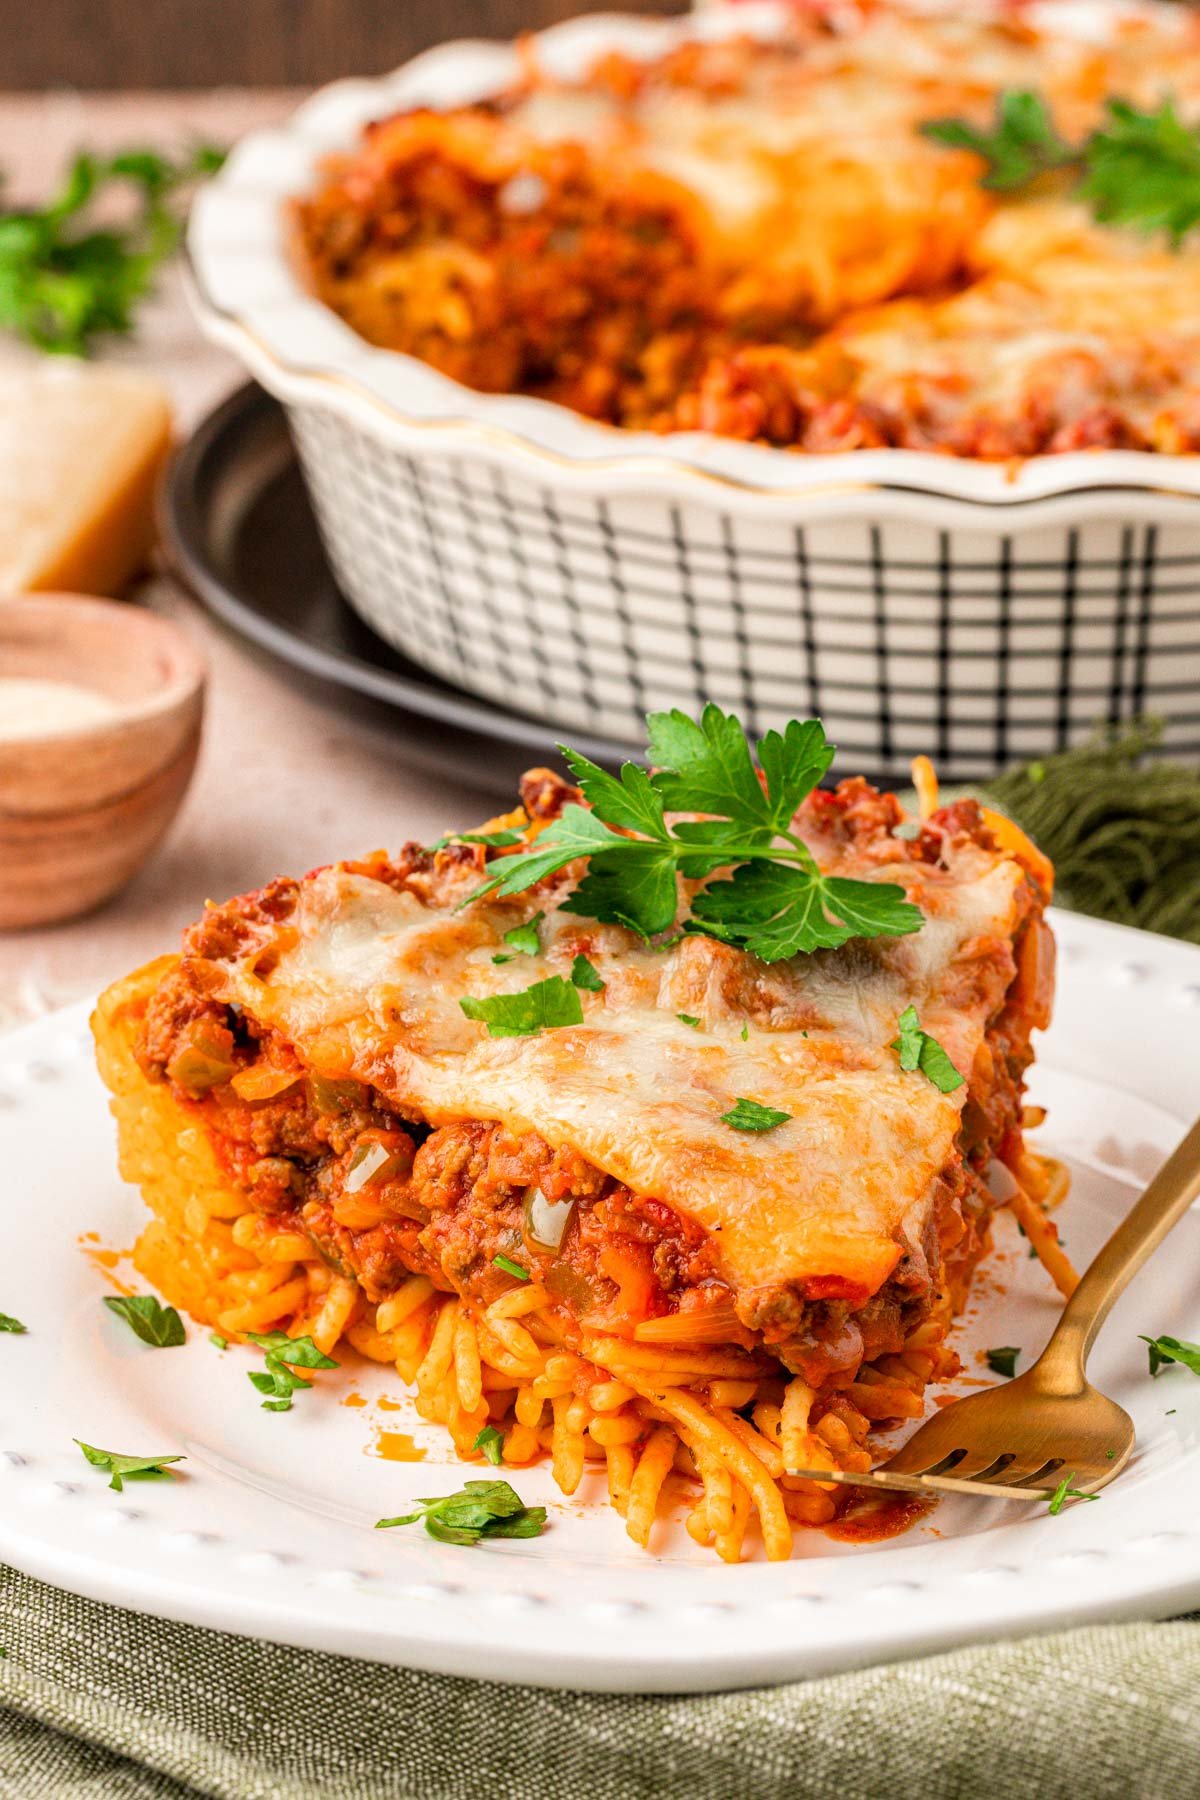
left=790, top=1113, right=1200, bottom=1503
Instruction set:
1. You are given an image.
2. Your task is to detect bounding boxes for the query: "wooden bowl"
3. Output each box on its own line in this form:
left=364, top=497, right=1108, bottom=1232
left=0, top=595, right=206, bottom=929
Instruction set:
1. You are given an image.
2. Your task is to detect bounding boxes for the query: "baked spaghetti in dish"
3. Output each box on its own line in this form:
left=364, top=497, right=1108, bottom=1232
left=95, top=713, right=1066, bottom=1559
left=295, top=0, right=1200, bottom=459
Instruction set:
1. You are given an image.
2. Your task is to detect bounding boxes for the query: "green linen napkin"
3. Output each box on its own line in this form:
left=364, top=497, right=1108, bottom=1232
left=1, top=1567, right=1197, bottom=1800
left=4, top=727, right=1200, bottom=1798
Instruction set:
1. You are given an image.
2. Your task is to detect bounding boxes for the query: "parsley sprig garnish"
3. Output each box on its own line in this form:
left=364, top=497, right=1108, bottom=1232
left=924, top=92, right=1200, bottom=245
left=467, top=708, right=922, bottom=961
left=891, top=1007, right=965, bottom=1095
left=375, top=1479, right=546, bottom=1544
left=0, top=142, right=225, bottom=354
left=923, top=91, right=1070, bottom=190
left=75, top=1440, right=185, bottom=1492
left=1140, top=1333, right=1200, bottom=1378
left=103, top=1293, right=186, bottom=1348
left=246, top=1331, right=339, bottom=1412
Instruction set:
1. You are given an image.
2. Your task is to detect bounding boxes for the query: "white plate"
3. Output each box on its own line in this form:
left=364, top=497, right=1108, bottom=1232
left=2, top=908, right=1199, bottom=1693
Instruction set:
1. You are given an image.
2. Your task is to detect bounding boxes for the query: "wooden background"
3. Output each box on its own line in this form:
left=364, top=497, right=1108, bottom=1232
left=3, top=1, right=685, bottom=89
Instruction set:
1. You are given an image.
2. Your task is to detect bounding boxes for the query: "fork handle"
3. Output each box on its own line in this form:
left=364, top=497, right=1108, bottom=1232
left=1035, top=1112, right=1200, bottom=1387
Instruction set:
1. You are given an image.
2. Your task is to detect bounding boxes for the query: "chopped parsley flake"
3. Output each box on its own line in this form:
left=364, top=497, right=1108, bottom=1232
left=677, top=1013, right=701, bottom=1028
left=209, top=1333, right=228, bottom=1351
left=985, top=1346, right=1020, bottom=1379
left=75, top=1440, right=185, bottom=1493
left=721, top=1097, right=792, bottom=1133
left=570, top=954, right=605, bottom=992
left=246, top=1331, right=338, bottom=1412
left=499, top=912, right=544, bottom=958
left=1140, top=1334, right=1200, bottom=1378
left=493, top=1254, right=530, bottom=1283
left=103, top=1293, right=185, bottom=1348
left=0, top=1313, right=27, bottom=1334
left=891, top=1006, right=965, bottom=1094
left=473, top=1425, right=505, bottom=1467
left=1046, top=1472, right=1100, bottom=1516
left=460, top=975, right=583, bottom=1039
left=376, top=1479, right=546, bottom=1545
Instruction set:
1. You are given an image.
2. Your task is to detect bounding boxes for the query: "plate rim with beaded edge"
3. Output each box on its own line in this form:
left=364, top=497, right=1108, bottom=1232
left=1, top=907, right=1198, bottom=1694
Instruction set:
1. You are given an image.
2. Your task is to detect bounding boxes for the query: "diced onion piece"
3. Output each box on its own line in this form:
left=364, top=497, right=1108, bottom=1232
left=985, top=1158, right=1019, bottom=1203
left=230, top=1065, right=301, bottom=1103
left=523, top=1185, right=575, bottom=1252
left=345, top=1138, right=408, bottom=1193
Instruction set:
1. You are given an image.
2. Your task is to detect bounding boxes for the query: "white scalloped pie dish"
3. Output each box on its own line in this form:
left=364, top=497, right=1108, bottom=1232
left=183, top=1, right=1200, bottom=777
left=1, top=907, right=1198, bottom=1692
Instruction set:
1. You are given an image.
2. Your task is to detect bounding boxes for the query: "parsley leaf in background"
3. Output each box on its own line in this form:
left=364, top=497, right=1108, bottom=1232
left=0, top=141, right=225, bottom=354
left=464, top=708, right=922, bottom=959
left=460, top=975, right=584, bottom=1039
left=922, top=91, right=1070, bottom=190
left=473, top=1425, right=506, bottom=1466
left=75, top=1440, right=185, bottom=1493
left=1081, top=99, right=1200, bottom=246
left=570, top=954, right=605, bottom=992
left=0, top=1313, right=27, bottom=1334
left=721, top=1097, right=792, bottom=1133
left=986, top=1346, right=1021, bottom=1378
left=246, top=1331, right=339, bottom=1412
left=103, top=1293, right=186, bottom=1348
left=923, top=89, right=1200, bottom=245
left=891, top=1006, right=966, bottom=1094
left=375, top=1479, right=546, bottom=1545
left=1140, top=1333, right=1200, bottom=1377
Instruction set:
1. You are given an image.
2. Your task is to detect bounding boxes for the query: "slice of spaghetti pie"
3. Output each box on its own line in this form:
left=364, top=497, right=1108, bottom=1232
left=94, top=711, right=1059, bottom=1560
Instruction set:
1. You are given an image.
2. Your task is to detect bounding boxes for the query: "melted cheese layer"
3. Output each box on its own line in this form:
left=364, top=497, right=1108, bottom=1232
left=209, top=839, right=1030, bottom=1310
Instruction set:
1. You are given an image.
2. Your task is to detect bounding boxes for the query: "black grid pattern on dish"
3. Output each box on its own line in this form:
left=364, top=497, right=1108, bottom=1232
left=290, top=405, right=1200, bottom=780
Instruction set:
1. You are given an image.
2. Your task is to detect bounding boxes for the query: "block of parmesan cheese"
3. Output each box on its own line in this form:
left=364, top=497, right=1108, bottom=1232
left=0, top=364, right=172, bottom=598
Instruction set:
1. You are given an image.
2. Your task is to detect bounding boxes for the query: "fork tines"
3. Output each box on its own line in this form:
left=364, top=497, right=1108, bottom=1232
left=788, top=1466, right=1059, bottom=1502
